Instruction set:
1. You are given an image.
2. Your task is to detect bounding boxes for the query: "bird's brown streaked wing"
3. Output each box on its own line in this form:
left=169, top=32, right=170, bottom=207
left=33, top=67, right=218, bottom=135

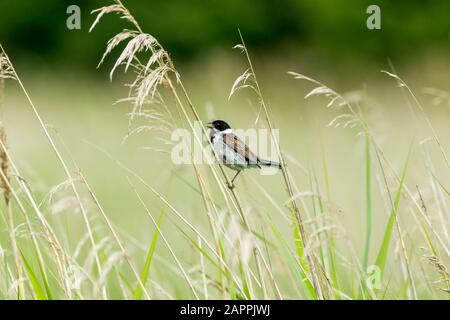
left=223, top=133, right=259, bottom=165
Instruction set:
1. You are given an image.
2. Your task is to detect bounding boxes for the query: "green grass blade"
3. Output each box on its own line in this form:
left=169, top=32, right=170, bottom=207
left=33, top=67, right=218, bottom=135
left=320, top=141, right=339, bottom=296
left=238, top=261, right=251, bottom=300
left=175, top=224, right=223, bottom=272
left=309, top=168, right=325, bottom=268
left=19, top=250, right=47, bottom=300
left=286, top=202, right=316, bottom=299
left=265, top=216, right=316, bottom=299
left=375, top=212, right=395, bottom=275
left=117, top=269, right=134, bottom=296
left=363, top=133, right=372, bottom=270
left=36, top=256, right=53, bottom=300
left=431, top=173, right=450, bottom=196
left=251, top=230, right=277, bottom=250
left=375, top=147, right=412, bottom=276
left=133, top=207, right=165, bottom=300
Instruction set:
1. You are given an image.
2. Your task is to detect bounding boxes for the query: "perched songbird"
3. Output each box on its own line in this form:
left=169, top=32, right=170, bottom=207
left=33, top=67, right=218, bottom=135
left=207, top=120, right=281, bottom=188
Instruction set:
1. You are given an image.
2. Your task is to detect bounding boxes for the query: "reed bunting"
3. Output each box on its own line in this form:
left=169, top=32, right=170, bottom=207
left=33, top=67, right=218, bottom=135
left=207, top=120, right=281, bottom=188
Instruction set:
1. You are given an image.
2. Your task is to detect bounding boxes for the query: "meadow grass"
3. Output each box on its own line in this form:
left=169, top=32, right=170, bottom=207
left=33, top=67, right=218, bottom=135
left=0, top=0, right=449, bottom=299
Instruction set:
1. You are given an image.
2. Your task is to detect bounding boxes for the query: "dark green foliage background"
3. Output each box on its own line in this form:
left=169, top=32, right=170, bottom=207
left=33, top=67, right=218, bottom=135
left=0, top=0, right=448, bottom=70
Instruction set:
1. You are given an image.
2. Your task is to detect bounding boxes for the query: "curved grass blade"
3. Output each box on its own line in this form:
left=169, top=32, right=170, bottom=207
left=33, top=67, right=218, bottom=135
left=133, top=207, right=165, bottom=300
left=375, top=147, right=412, bottom=277
left=36, top=256, right=53, bottom=300
left=363, top=133, right=372, bottom=270
left=19, top=249, right=47, bottom=300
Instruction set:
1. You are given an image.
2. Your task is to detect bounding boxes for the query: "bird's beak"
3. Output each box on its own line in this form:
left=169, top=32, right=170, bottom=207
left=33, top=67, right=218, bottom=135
left=206, top=122, right=213, bottom=129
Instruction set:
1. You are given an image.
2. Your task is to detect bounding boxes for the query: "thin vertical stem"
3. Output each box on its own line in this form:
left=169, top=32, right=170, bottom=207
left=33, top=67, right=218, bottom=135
left=238, top=30, right=324, bottom=299
left=0, top=70, right=25, bottom=298
left=0, top=43, right=105, bottom=298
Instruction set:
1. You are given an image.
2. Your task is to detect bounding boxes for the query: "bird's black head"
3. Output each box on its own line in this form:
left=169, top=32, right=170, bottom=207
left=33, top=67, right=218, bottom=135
left=208, top=120, right=231, bottom=131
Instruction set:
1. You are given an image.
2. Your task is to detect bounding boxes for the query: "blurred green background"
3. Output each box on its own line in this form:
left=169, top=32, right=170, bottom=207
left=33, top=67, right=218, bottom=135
left=1, top=0, right=449, bottom=72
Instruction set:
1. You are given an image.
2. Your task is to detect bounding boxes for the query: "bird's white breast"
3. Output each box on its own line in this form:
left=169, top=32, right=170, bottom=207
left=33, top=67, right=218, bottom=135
left=210, top=130, right=248, bottom=170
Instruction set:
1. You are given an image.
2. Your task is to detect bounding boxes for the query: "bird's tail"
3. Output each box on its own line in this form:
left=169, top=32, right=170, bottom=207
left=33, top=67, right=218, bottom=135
left=258, top=159, right=282, bottom=169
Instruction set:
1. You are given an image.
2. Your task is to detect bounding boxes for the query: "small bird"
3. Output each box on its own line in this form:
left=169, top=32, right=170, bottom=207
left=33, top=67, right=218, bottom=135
left=207, top=120, right=281, bottom=188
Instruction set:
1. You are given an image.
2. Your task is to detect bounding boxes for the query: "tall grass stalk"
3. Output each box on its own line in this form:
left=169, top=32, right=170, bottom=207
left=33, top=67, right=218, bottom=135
left=234, top=31, right=327, bottom=299
left=0, top=53, right=25, bottom=298
left=0, top=44, right=94, bottom=298
left=288, top=71, right=429, bottom=299
left=383, top=69, right=450, bottom=170
left=363, top=133, right=372, bottom=271
left=129, top=178, right=199, bottom=298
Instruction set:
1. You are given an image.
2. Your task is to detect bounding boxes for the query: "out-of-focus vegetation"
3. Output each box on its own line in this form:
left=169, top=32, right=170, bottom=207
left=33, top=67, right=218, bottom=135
left=0, top=0, right=449, bottom=70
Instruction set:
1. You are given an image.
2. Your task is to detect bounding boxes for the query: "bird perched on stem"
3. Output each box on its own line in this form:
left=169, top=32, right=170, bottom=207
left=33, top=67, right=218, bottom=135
left=207, top=120, right=281, bottom=189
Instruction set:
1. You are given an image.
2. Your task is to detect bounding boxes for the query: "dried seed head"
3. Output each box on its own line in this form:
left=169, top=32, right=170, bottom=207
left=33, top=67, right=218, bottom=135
left=90, top=2, right=140, bottom=33
left=0, top=129, right=10, bottom=204
left=0, top=54, right=16, bottom=81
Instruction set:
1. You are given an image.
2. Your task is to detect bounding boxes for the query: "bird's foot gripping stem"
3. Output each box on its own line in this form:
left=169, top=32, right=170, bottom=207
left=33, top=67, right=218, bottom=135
left=227, top=171, right=241, bottom=190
